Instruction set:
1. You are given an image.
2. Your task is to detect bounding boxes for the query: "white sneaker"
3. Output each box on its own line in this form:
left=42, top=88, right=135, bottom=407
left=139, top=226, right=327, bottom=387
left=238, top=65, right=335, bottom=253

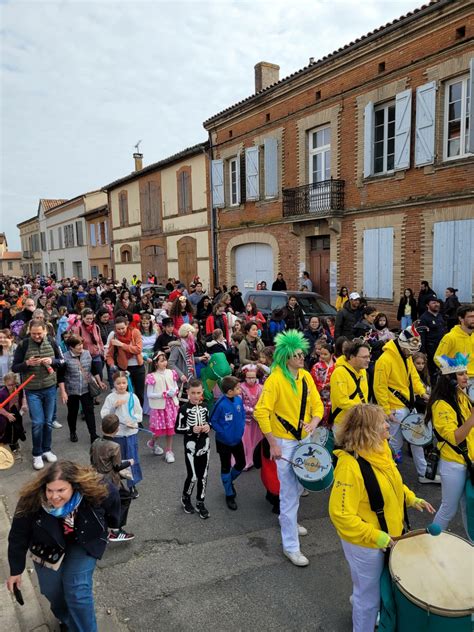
left=283, top=550, right=309, bottom=567
left=33, top=456, right=44, bottom=470
left=154, top=444, right=164, bottom=456
left=349, top=595, right=353, bottom=606
left=52, top=421, right=62, bottom=429
left=300, top=488, right=309, bottom=497
left=146, top=439, right=154, bottom=451
left=418, top=474, right=441, bottom=484
left=297, top=524, right=308, bottom=536
left=43, top=451, right=57, bottom=463
left=165, top=451, right=175, bottom=463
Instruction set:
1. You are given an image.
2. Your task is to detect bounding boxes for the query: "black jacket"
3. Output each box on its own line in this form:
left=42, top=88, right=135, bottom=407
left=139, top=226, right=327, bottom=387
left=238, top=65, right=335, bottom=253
left=417, top=288, right=437, bottom=317
left=272, top=279, right=287, bottom=291
left=335, top=303, right=359, bottom=340
left=397, top=296, right=417, bottom=321
left=419, top=310, right=447, bottom=354
left=230, top=292, right=245, bottom=314
left=8, top=487, right=120, bottom=576
left=284, top=304, right=305, bottom=330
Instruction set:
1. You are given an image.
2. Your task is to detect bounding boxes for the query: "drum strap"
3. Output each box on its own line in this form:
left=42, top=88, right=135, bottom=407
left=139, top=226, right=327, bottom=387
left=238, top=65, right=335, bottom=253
left=433, top=405, right=474, bottom=483
left=276, top=377, right=308, bottom=441
left=356, top=456, right=410, bottom=534
left=329, top=367, right=365, bottom=424
left=390, top=342, right=415, bottom=410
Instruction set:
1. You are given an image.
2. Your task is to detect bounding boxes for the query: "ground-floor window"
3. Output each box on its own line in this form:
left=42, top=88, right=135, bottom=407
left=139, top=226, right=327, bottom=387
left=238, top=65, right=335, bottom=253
left=433, top=219, right=474, bottom=302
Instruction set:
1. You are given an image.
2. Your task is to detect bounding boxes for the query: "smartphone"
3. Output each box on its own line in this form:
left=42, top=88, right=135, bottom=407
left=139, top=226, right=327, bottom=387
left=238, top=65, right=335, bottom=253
left=13, top=584, right=24, bottom=606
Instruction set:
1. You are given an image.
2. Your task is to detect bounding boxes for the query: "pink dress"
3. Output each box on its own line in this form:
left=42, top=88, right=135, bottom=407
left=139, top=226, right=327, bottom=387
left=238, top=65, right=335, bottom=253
left=146, top=371, right=179, bottom=436
left=240, top=381, right=263, bottom=469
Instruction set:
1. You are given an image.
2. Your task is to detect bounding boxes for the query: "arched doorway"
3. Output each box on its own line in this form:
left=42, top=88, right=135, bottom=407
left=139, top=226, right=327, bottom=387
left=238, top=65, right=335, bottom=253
left=142, top=245, right=167, bottom=283
left=177, top=236, right=197, bottom=287
left=234, top=243, right=273, bottom=292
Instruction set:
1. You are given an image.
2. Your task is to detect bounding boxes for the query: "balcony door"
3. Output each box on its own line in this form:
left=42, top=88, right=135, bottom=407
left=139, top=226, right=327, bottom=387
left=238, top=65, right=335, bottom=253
left=308, top=126, right=331, bottom=212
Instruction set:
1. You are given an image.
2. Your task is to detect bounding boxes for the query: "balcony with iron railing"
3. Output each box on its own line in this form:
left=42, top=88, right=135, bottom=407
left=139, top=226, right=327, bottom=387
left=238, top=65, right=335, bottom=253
left=283, top=178, right=344, bottom=219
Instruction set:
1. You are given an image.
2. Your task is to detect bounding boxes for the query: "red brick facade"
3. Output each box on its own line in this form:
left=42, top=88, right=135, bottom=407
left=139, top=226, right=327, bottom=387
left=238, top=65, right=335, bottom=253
left=205, top=0, right=474, bottom=321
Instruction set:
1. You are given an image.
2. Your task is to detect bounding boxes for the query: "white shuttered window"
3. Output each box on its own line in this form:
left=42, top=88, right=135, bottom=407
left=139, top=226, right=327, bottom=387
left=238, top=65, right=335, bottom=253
left=245, top=146, right=259, bottom=200
left=264, top=137, right=278, bottom=198
left=433, top=220, right=474, bottom=303
left=415, top=81, right=436, bottom=166
left=211, top=160, right=224, bottom=208
left=363, top=227, right=394, bottom=299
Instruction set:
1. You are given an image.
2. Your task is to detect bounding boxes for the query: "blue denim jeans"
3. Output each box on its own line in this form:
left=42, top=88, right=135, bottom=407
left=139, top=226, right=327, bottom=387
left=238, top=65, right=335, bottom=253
left=35, top=544, right=98, bottom=632
left=25, top=386, right=57, bottom=456
left=400, top=315, right=412, bottom=330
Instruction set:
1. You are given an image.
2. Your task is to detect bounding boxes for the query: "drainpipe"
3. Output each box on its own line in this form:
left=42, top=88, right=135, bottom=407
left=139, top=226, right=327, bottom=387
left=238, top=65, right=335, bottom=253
left=206, top=132, right=219, bottom=288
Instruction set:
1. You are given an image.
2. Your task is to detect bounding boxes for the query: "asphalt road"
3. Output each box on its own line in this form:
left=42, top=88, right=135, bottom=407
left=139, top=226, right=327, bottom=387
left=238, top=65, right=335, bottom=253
left=0, top=396, right=466, bottom=632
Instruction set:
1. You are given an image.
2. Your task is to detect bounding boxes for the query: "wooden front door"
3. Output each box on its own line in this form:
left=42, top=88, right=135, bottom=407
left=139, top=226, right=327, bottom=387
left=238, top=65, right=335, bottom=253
left=143, top=245, right=167, bottom=283
left=178, top=237, right=197, bottom=287
left=309, top=236, right=330, bottom=300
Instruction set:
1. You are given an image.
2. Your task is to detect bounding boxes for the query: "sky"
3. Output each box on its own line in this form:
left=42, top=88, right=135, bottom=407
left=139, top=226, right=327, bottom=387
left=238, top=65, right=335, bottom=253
left=1, top=0, right=421, bottom=250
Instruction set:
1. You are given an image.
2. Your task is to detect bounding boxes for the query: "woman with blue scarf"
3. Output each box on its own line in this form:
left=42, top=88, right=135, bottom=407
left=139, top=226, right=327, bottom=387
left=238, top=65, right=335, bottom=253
left=6, top=460, right=120, bottom=632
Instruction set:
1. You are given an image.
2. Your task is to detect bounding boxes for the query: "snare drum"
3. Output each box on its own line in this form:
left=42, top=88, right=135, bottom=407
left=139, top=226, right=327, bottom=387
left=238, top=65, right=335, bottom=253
left=291, top=442, right=333, bottom=492
left=401, top=412, right=432, bottom=446
left=311, top=426, right=335, bottom=455
left=467, top=380, right=474, bottom=402
left=390, top=532, right=474, bottom=631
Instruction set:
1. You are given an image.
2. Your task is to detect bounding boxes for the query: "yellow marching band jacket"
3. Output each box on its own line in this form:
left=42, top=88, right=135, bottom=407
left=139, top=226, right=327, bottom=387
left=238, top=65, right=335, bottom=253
left=432, top=391, right=473, bottom=466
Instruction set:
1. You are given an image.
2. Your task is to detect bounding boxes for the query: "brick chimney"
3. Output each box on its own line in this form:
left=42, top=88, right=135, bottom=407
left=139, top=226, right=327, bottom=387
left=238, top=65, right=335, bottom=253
left=254, top=62, right=280, bottom=93
left=133, top=153, right=143, bottom=171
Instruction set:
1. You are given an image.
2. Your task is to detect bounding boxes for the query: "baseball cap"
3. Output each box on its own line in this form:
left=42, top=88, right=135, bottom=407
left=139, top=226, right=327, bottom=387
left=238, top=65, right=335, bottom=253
left=349, top=292, right=361, bottom=300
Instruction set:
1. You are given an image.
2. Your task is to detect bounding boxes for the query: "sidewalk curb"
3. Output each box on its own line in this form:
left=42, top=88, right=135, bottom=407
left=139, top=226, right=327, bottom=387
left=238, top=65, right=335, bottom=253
left=0, top=495, right=51, bottom=631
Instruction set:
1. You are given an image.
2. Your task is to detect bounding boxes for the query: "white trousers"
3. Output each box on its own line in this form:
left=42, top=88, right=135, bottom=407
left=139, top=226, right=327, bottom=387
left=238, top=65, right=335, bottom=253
left=389, top=408, right=427, bottom=476
left=275, top=437, right=305, bottom=553
left=434, top=459, right=471, bottom=541
left=341, top=540, right=384, bottom=632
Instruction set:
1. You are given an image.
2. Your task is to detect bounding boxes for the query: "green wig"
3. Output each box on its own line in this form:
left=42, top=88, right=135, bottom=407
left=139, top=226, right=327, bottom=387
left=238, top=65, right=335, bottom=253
left=271, top=329, right=309, bottom=393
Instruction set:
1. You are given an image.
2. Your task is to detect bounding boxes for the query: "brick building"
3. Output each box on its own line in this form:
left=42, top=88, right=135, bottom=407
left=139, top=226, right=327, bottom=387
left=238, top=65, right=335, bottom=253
left=204, top=0, right=474, bottom=317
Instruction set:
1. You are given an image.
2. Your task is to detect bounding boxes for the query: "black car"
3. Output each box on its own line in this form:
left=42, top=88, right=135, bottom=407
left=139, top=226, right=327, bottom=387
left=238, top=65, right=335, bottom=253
left=242, top=290, right=336, bottom=342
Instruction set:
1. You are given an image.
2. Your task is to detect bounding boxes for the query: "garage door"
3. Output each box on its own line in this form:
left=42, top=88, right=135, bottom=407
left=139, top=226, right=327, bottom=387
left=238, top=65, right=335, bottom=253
left=235, top=243, right=273, bottom=291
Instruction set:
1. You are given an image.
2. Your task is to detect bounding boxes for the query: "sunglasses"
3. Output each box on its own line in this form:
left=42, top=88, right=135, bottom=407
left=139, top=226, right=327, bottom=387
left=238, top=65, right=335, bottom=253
left=292, top=352, right=305, bottom=359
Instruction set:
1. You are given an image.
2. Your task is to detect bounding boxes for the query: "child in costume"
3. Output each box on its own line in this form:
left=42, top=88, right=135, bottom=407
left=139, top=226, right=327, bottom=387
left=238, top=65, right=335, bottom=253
left=145, top=351, right=179, bottom=462
left=240, top=364, right=263, bottom=469
left=175, top=378, right=211, bottom=519
left=209, top=375, right=246, bottom=511
left=100, top=371, right=143, bottom=498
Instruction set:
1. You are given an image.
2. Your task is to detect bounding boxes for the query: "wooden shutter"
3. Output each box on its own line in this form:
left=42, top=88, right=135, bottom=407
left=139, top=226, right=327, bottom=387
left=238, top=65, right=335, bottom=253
left=394, top=89, right=412, bottom=170
left=234, top=155, right=241, bottom=205
left=468, top=59, right=474, bottom=154
left=433, top=219, right=474, bottom=302
left=90, top=224, right=96, bottom=246
left=363, top=229, right=379, bottom=297
left=104, top=221, right=108, bottom=244
left=415, top=81, right=436, bottom=166
left=211, top=160, right=224, bottom=208
left=245, top=146, right=260, bottom=200
left=141, top=182, right=151, bottom=228
left=264, top=138, right=278, bottom=198
left=363, top=228, right=393, bottom=298
left=119, top=191, right=128, bottom=226
left=363, top=102, right=374, bottom=177
left=149, top=181, right=161, bottom=229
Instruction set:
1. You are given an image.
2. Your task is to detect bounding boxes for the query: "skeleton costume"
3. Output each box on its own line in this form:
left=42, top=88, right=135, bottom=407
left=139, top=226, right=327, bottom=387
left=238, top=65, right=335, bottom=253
left=175, top=401, right=211, bottom=503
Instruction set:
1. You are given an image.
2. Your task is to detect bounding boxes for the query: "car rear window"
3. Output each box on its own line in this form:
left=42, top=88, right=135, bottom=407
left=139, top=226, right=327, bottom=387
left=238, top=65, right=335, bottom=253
left=298, top=296, right=336, bottom=315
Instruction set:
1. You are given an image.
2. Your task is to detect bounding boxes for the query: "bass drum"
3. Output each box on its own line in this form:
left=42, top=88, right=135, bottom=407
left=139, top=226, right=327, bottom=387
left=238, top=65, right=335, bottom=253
left=311, top=426, right=335, bottom=455
left=389, top=532, right=474, bottom=630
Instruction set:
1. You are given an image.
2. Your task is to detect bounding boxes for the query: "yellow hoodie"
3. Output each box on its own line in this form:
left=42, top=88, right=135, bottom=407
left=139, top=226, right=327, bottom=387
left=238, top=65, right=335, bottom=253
left=432, top=391, right=473, bottom=465
left=435, top=326, right=474, bottom=378
left=254, top=366, right=324, bottom=440
left=329, top=442, right=417, bottom=548
left=329, top=356, right=369, bottom=426
left=374, top=339, right=426, bottom=414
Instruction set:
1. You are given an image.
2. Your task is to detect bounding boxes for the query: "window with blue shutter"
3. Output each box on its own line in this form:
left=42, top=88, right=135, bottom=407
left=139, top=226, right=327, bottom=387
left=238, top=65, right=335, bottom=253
left=394, top=89, right=412, bottom=170
left=433, top=219, right=474, bottom=302
left=211, top=159, right=224, bottom=208
left=415, top=81, right=436, bottom=166
left=245, top=146, right=260, bottom=200
left=264, top=138, right=278, bottom=198
left=363, top=102, right=374, bottom=178
left=363, top=227, right=394, bottom=299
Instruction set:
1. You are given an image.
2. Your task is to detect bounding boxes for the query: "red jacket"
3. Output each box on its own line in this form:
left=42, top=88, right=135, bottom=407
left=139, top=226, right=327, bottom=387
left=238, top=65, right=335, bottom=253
left=205, top=314, right=230, bottom=342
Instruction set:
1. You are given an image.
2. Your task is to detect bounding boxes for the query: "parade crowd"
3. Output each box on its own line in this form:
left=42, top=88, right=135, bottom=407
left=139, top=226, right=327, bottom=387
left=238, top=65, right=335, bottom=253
left=1, top=272, right=473, bottom=632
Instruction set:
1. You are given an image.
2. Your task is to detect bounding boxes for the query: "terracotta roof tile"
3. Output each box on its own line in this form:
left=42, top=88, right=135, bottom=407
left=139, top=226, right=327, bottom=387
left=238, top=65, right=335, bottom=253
left=40, top=199, right=68, bottom=211
left=1, top=252, right=21, bottom=260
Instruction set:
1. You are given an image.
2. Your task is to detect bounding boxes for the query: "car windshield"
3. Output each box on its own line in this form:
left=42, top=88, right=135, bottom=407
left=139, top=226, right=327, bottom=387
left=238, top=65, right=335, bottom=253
left=298, top=296, right=336, bottom=315
left=246, top=294, right=286, bottom=312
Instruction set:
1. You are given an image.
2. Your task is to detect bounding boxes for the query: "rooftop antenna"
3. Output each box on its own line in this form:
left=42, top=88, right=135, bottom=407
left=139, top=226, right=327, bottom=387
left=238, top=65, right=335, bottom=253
left=134, top=140, right=142, bottom=153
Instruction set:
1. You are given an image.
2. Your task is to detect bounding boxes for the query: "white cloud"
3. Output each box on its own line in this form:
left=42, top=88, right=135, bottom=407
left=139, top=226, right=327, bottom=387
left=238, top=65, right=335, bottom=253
left=1, top=0, right=418, bottom=248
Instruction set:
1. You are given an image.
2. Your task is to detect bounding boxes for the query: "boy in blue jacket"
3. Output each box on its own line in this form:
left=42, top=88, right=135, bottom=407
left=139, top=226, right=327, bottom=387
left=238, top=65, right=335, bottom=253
left=210, top=376, right=246, bottom=510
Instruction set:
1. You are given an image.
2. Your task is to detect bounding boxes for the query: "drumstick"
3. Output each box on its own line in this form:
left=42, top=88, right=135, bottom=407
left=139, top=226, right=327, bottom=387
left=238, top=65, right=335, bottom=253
left=392, top=420, right=428, bottom=438
left=0, top=375, right=35, bottom=410
left=392, top=523, right=442, bottom=542
left=279, top=456, right=304, bottom=469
